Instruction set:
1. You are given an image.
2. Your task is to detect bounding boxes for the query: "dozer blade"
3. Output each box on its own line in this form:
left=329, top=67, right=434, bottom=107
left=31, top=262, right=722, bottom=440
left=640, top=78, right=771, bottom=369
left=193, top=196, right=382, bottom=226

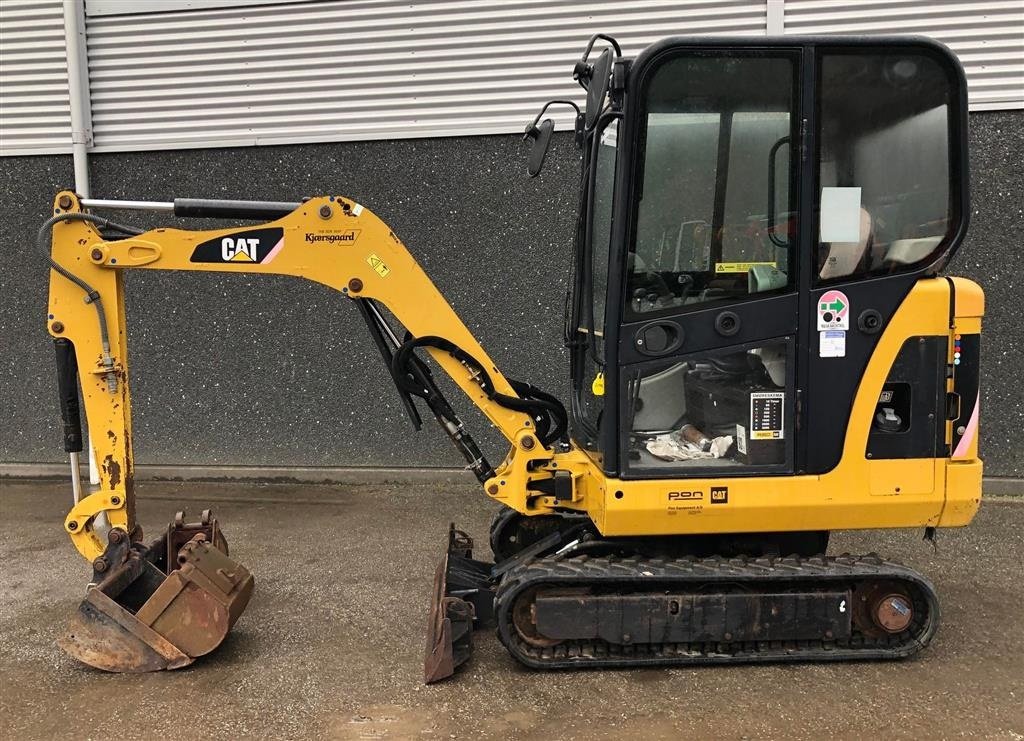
left=424, top=525, right=494, bottom=684
left=59, top=517, right=253, bottom=673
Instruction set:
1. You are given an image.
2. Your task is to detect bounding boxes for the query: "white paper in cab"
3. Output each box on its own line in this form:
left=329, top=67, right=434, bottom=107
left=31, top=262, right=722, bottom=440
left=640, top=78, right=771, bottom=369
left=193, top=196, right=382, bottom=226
left=820, top=187, right=862, bottom=243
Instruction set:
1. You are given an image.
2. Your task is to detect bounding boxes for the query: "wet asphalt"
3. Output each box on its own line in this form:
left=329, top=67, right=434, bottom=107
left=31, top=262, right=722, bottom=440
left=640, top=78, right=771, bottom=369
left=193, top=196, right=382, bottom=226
left=0, top=479, right=1021, bottom=740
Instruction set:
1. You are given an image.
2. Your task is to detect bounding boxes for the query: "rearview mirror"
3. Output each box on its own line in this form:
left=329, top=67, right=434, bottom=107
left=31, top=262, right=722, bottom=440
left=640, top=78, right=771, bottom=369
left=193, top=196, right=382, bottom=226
left=584, top=48, right=613, bottom=130
left=524, top=118, right=555, bottom=177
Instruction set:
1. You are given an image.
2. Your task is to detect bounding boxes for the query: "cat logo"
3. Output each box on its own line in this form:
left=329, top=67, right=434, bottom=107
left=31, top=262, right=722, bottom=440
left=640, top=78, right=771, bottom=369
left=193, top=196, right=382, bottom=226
left=190, top=227, right=284, bottom=265
left=710, top=486, right=729, bottom=504
left=221, top=237, right=260, bottom=262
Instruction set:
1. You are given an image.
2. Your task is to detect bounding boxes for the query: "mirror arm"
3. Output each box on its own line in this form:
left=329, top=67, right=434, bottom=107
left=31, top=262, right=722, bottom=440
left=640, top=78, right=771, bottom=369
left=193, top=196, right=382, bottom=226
left=523, top=100, right=582, bottom=138
left=574, top=33, right=622, bottom=90
left=579, top=33, right=622, bottom=63
left=524, top=100, right=585, bottom=150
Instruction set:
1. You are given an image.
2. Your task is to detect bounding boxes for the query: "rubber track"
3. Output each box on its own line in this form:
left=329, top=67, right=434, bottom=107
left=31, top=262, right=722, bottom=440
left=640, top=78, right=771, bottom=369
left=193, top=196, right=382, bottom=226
left=495, top=552, right=939, bottom=670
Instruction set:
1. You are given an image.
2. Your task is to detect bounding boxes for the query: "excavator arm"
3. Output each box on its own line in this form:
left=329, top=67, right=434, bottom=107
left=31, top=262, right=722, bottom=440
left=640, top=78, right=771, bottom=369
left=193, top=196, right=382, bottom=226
left=46, top=190, right=595, bottom=562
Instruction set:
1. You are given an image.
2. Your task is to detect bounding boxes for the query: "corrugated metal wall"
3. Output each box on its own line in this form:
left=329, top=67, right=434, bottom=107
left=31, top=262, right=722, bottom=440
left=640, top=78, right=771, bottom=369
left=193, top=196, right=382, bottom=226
left=1, top=1, right=1021, bottom=155
left=83, top=0, right=767, bottom=152
left=784, top=0, right=1024, bottom=111
left=0, top=0, right=71, bottom=155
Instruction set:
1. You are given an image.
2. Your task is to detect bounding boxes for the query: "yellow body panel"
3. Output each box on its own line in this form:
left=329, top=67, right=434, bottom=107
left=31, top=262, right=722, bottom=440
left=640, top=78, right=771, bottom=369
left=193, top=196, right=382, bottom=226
left=46, top=192, right=984, bottom=561
left=575, top=276, right=983, bottom=537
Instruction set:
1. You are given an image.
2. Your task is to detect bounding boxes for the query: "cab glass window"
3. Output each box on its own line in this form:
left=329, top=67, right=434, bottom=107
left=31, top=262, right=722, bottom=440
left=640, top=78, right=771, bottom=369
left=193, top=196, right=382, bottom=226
left=577, top=118, right=619, bottom=439
left=625, top=340, right=791, bottom=475
left=629, top=54, right=798, bottom=319
left=816, top=50, right=957, bottom=282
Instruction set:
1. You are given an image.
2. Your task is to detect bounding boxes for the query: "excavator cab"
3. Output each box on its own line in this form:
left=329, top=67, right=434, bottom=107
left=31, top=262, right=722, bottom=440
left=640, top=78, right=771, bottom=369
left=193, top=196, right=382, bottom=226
left=562, top=36, right=969, bottom=481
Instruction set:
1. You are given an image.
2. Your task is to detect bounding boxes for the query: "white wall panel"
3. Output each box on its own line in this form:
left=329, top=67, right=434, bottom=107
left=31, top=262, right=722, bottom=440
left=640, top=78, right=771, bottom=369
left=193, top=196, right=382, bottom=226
left=84, top=0, right=311, bottom=16
left=2, top=1, right=1021, bottom=155
left=0, top=0, right=72, bottom=155
left=783, top=0, right=1024, bottom=110
left=84, top=0, right=767, bottom=152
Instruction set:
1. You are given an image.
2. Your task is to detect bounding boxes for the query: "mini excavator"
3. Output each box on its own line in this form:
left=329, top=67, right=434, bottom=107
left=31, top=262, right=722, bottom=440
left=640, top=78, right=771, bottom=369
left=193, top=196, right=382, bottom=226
left=42, top=34, right=983, bottom=680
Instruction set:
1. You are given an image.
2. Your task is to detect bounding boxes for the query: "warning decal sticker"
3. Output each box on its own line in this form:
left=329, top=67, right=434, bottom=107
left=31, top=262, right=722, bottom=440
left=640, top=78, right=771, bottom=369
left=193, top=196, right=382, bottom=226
left=367, top=253, right=390, bottom=277
left=715, top=261, right=776, bottom=274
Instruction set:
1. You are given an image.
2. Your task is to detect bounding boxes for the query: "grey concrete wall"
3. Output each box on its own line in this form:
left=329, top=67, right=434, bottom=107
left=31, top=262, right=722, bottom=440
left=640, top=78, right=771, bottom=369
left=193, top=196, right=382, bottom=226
left=947, top=112, right=1024, bottom=478
left=1, top=112, right=1021, bottom=476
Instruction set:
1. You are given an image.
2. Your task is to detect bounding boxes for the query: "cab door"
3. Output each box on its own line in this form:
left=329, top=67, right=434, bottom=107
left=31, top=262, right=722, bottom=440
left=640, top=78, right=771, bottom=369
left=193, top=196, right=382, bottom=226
left=610, top=47, right=803, bottom=479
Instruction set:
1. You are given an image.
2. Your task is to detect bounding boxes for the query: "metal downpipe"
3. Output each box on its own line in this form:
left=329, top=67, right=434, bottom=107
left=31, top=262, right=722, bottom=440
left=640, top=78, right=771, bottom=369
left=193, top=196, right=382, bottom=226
left=62, top=0, right=99, bottom=491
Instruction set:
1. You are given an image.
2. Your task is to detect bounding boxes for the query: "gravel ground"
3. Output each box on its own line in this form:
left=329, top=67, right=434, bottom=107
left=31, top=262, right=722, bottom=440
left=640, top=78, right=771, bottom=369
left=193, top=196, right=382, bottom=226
left=0, top=479, right=1021, bottom=740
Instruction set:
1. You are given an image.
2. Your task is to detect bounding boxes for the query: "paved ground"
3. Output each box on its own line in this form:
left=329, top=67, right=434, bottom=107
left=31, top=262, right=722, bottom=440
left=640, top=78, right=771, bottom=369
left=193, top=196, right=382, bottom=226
left=0, top=479, right=1021, bottom=740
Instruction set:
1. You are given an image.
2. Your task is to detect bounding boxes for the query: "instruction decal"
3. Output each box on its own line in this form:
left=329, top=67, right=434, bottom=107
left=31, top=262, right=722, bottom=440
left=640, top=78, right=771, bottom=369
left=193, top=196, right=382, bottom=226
left=750, top=392, right=784, bottom=440
left=367, top=253, right=390, bottom=277
left=817, top=289, right=850, bottom=330
left=191, top=227, right=284, bottom=264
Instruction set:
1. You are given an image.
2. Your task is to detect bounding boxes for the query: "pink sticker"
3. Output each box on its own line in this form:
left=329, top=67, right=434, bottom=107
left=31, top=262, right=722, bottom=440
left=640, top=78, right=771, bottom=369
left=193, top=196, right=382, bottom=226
left=817, top=289, right=850, bottom=330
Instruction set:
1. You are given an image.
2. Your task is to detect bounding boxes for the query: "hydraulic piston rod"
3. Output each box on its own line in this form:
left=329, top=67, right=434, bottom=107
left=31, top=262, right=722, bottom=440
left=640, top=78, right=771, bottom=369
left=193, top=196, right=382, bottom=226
left=80, top=197, right=302, bottom=221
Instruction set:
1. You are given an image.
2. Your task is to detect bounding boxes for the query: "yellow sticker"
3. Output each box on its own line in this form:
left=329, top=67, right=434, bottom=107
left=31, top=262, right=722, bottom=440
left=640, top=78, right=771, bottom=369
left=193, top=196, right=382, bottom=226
left=367, top=253, right=390, bottom=277
left=715, top=261, right=776, bottom=273
left=591, top=372, right=605, bottom=396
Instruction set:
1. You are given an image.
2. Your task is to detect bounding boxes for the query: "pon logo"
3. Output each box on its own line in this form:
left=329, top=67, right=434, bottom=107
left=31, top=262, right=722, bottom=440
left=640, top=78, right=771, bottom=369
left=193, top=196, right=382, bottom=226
left=190, top=227, right=285, bottom=265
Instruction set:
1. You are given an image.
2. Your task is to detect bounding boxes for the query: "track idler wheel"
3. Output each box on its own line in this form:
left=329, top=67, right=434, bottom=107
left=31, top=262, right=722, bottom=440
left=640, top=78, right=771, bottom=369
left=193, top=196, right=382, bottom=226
left=59, top=512, right=253, bottom=673
left=510, top=587, right=563, bottom=648
left=852, top=581, right=916, bottom=637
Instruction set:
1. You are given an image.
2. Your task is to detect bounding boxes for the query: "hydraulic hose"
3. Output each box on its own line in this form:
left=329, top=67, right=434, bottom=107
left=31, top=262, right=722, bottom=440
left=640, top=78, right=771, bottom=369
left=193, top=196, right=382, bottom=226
left=38, top=211, right=143, bottom=391
left=393, top=336, right=568, bottom=447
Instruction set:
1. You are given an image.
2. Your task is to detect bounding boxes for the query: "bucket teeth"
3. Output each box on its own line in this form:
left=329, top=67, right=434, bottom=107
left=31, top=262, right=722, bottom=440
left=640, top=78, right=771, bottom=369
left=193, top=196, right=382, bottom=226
left=59, top=517, right=253, bottom=673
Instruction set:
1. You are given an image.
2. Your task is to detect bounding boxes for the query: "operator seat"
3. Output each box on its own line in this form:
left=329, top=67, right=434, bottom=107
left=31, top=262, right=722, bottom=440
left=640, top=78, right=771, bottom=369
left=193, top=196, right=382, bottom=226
left=819, top=207, right=873, bottom=280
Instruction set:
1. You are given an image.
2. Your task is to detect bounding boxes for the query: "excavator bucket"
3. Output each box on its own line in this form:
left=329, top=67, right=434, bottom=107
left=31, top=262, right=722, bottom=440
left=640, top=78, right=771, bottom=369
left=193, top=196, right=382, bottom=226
left=59, top=512, right=253, bottom=673
left=424, top=525, right=494, bottom=683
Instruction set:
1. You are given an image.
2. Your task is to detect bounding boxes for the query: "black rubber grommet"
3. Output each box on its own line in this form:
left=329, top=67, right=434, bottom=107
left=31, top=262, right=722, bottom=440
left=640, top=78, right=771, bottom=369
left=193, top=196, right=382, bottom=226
left=858, top=309, right=883, bottom=334
left=714, top=310, right=741, bottom=337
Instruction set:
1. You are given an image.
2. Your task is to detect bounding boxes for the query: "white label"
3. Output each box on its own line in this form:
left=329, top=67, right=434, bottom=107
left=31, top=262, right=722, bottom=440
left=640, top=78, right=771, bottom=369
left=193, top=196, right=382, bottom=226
left=820, top=187, right=862, bottom=242
left=820, top=330, right=847, bottom=358
left=735, top=424, right=747, bottom=455
left=749, top=392, right=785, bottom=441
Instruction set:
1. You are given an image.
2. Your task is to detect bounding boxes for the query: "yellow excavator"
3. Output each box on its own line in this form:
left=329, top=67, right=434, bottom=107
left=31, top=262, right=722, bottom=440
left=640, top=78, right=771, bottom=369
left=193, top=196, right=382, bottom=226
left=42, top=34, right=983, bottom=681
